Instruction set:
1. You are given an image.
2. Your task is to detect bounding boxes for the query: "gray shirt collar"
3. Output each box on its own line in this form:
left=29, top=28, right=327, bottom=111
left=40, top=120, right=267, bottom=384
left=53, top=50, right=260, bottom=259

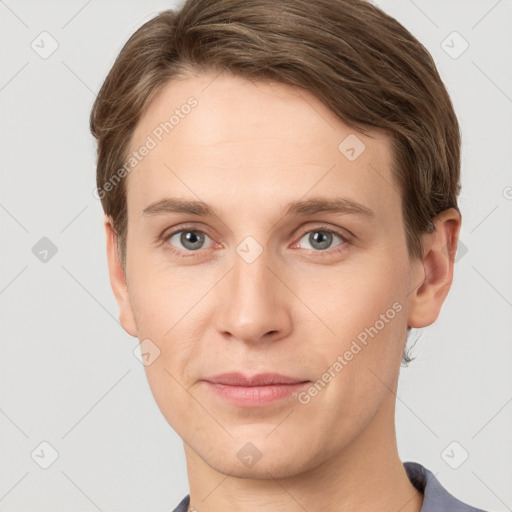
left=404, top=461, right=487, bottom=511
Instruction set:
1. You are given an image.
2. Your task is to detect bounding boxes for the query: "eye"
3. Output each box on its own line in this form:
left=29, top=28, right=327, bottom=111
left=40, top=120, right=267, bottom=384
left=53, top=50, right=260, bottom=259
left=296, top=227, right=349, bottom=253
left=160, top=225, right=351, bottom=258
left=166, top=229, right=215, bottom=253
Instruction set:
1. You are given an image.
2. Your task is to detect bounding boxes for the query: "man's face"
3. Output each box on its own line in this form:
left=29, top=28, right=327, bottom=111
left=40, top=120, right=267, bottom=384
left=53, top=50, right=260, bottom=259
left=119, top=70, right=418, bottom=477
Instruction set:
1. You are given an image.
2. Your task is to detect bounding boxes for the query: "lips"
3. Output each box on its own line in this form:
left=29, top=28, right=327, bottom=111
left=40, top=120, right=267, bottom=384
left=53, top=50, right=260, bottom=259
left=201, top=372, right=310, bottom=407
left=204, top=372, right=308, bottom=386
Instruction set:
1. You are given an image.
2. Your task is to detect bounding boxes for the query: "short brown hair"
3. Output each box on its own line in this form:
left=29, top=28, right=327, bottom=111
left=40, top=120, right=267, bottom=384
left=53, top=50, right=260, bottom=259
left=90, top=0, right=461, bottom=362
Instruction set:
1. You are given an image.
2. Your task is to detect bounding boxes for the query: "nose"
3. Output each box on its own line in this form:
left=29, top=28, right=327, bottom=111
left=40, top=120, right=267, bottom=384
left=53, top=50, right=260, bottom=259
left=212, top=244, right=293, bottom=345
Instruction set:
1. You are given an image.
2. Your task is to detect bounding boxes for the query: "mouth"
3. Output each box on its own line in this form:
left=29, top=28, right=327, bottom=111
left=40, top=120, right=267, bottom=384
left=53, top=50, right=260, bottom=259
left=201, top=372, right=311, bottom=407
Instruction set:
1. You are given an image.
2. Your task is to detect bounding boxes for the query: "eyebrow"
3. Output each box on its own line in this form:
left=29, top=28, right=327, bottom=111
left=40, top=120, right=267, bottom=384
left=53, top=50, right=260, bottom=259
left=142, top=196, right=374, bottom=219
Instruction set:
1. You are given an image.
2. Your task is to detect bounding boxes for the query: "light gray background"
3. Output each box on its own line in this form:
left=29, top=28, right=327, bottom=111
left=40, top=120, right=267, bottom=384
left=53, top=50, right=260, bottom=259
left=0, top=0, right=511, bottom=511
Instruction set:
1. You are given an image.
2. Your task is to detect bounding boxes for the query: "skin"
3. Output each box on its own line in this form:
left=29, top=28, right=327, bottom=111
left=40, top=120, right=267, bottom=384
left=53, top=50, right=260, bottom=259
left=104, top=70, right=461, bottom=512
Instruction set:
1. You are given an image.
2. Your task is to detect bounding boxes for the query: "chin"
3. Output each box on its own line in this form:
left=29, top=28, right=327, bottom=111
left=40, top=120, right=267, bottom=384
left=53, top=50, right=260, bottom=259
left=209, top=451, right=307, bottom=480
left=191, top=430, right=325, bottom=480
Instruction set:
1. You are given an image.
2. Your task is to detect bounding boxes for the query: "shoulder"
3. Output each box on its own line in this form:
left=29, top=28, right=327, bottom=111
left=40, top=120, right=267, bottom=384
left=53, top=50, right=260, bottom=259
left=403, top=461, right=489, bottom=512
left=171, top=494, right=190, bottom=512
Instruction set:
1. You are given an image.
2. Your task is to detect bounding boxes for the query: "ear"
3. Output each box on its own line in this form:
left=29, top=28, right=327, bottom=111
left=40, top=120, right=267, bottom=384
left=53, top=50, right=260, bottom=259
left=104, top=215, right=138, bottom=337
left=407, top=208, right=461, bottom=328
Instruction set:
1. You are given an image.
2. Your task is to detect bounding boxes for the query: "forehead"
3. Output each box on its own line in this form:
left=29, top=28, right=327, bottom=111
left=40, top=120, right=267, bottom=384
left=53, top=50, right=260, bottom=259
left=126, top=70, right=397, bottom=218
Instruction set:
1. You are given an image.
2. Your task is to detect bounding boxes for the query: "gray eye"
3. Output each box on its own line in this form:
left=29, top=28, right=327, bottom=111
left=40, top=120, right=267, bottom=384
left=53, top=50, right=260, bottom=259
left=168, top=230, right=211, bottom=251
left=299, top=230, right=342, bottom=251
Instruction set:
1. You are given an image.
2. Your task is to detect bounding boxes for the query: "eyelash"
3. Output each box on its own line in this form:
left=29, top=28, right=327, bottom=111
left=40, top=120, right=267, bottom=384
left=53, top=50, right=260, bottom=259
left=159, top=224, right=354, bottom=258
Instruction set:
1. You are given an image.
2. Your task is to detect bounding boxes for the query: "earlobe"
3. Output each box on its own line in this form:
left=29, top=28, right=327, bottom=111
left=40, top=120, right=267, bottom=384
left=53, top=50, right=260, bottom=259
left=104, top=216, right=138, bottom=337
left=407, top=208, right=461, bottom=329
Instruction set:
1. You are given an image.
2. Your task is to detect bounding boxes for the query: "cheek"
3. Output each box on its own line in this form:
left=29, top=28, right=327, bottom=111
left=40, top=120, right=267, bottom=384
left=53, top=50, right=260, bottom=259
left=126, top=242, right=205, bottom=334
left=126, top=251, right=219, bottom=395
left=297, top=253, right=408, bottom=395
left=295, top=249, right=408, bottom=340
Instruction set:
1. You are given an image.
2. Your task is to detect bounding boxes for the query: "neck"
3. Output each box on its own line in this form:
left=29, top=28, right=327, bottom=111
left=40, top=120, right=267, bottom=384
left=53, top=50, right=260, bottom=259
left=184, top=388, right=423, bottom=512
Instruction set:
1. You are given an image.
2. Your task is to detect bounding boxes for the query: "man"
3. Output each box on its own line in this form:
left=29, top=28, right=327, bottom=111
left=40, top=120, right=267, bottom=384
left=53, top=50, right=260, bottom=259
left=90, top=0, right=488, bottom=510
